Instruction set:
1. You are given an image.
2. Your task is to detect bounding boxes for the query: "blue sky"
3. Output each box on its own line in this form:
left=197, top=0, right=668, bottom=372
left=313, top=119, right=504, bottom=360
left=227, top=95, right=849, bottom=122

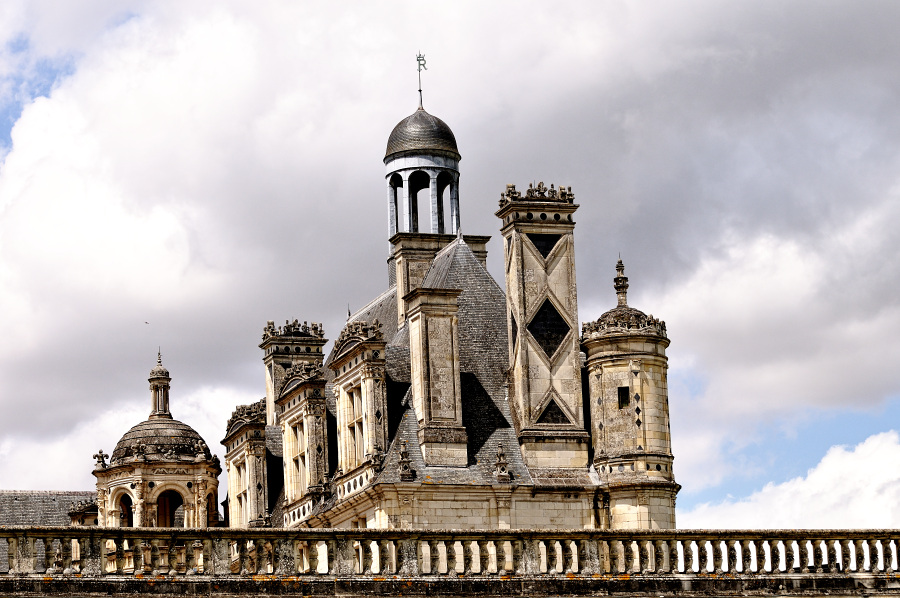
left=1, top=1, right=899, bottom=527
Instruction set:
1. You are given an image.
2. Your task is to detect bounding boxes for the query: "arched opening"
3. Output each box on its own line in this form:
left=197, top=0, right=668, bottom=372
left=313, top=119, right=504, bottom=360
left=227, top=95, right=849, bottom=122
left=388, top=173, right=403, bottom=236
left=436, top=171, right=453, bottom=234
left=407, top=170, right=430, bottom=233
left=157, top=489, right=184, bottom=528
left=118, top=494, right=134, bottom=527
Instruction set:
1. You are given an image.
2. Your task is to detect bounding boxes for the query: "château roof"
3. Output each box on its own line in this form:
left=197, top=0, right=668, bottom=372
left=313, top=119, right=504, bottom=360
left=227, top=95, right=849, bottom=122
left=111, top=417, right=210, bottom=464
left=385, top=107, right=460, bottom=161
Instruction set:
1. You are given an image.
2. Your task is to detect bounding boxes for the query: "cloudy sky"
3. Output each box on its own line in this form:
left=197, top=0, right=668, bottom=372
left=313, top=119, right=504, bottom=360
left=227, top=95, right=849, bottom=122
left=1, top=1, right=899, bottom=528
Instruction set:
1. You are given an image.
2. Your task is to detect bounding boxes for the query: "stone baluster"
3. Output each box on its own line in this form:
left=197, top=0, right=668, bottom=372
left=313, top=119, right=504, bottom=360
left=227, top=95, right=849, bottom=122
left=853, top=539, right=866, bottom=572
left=59, top=536, right=73, bottom=574
left=799, top=539, right=811, bottom=573
left=376, top=539, right=392, bottom=575
left=623, top=539, right=635, bottom=574
left=606, top=539, right=619, bottom=574
left=477, top=540, right=491, bottom=574
left=667, top=539, right=679, bottom=573
left=870, top=539, right=882, bottom=572
left=499, top=539, right=515, bottom=575
left=837, top=539, right=850, bottom=573
left=887, top=537, right=898, bottom=573
left=550, top=540, right=562, bottom=574
left=739, top=540, right=752, bottom=573
left=462, top=540, right=476, bottom=575
left=713, top=539, right=724, bottom=574
left=813, top=539, right=826, bottom=573
left=683, top=540, right=694, bottom=574
left=359, top=538, right=374, bottom=575
left=638, top=539, right=651, bottom=574
left=697, top=539, right=709, bottom=574
left=653, top=540, right=665, bottom=574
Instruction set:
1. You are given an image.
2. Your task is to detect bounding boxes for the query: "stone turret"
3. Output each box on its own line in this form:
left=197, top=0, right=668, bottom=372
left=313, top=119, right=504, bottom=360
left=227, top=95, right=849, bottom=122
left=581, top=260, right=679, bottom=529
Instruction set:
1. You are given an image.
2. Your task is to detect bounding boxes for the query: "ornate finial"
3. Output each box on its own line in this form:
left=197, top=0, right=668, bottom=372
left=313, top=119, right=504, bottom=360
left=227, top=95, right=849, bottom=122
left=416, top=52, right=427, bottom=108
left=494, top=443, right=511, bottom=483
left=93, top=449, right=109, bottom=468
left=157, top=348, right=162, bottom=367
left=398, top=440, right=415, bottom=481
left=614, top=258, right=629, bottom=307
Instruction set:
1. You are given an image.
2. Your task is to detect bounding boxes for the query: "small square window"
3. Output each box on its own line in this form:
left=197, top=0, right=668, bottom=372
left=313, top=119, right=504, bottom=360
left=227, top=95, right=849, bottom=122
left=617, top=386, right=630, bottom=409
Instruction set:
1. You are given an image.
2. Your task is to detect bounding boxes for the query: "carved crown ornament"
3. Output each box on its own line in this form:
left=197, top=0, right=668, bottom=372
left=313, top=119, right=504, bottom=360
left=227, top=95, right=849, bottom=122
left=582, top=307, right=667, bottom=340
left=282, top=361, right=325, bottom=386
left=225, top=398, right=266, bottom=437
left=498, top=182, right=575, bottom=207
left=332, top=319, right=384, bottom=361
left=261, top=319, right=324, bottom=342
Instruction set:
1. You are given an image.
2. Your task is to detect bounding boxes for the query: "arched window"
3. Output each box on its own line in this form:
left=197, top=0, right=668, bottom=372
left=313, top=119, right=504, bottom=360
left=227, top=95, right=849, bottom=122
left=157, top=489, right=184, bottom=528
left=436, top=171, right=453, bottom=234
left=118, top=493, right=134, bottom=527
left=407, top=170, right=430, bottom=233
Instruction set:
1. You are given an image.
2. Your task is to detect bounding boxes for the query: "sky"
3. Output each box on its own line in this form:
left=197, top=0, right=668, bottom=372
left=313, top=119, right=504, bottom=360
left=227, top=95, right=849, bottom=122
left=1, top=1, right=899, bottom=528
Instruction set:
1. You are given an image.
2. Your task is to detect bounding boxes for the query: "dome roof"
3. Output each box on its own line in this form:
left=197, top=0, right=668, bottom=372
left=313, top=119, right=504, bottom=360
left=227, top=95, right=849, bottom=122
left=385, top=107, right=460, bottom=161
left=110, top=417, right=209, bottom=465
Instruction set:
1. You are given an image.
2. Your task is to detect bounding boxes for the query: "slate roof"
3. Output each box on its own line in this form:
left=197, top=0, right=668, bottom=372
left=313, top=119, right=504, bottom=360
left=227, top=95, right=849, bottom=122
left=0, top=490, right=95, bottom=526
left=385, top=107, right=460, bottom=161
left=338, top=237, right=532, bottom=487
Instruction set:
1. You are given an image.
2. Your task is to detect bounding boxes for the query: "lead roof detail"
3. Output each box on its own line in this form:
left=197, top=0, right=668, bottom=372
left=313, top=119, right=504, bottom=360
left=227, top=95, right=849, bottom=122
left=385, top=107, right=460, bottom=161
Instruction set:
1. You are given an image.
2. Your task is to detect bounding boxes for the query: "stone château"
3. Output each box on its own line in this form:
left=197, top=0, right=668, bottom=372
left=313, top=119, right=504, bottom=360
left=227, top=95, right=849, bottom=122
left=223, top=101, right=679, bottom=531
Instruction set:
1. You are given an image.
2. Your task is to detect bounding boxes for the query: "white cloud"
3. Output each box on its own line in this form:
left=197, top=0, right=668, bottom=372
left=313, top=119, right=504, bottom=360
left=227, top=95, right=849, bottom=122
left=679, top=431, right=900, bottom=528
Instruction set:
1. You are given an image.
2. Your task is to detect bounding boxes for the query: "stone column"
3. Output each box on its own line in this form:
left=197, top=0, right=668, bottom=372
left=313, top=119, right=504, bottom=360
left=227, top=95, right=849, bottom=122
left=429, top=174, right=441, bottom=234
left=449, top=176, right=460, bottom=234
left=387, top=182, right=398, bottom=237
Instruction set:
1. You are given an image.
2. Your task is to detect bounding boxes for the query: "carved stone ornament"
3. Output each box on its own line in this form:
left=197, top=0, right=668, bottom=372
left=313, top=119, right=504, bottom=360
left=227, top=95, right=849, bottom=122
left=398, top=440, right=415, bottom=482
left=494, top=443, right=512, bottom=483
left=262, top=319, right=325, bottom=342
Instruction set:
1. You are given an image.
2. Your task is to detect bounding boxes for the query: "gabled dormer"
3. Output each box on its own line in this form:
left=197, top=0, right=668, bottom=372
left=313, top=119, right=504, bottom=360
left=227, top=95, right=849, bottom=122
left=328, top=320, right=388, bottom=503
left=277, top=362, right=328, bottom=527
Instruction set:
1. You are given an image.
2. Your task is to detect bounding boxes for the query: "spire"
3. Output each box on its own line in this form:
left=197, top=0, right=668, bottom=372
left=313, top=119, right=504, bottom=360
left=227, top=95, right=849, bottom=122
left=149, top=351, right=172, bottom=419
left=614, top=258, right=629, bottom=307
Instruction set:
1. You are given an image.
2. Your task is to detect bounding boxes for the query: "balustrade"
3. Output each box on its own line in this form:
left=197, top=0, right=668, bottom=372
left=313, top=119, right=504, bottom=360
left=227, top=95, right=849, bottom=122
left=0, top=527, right=897, bottom=581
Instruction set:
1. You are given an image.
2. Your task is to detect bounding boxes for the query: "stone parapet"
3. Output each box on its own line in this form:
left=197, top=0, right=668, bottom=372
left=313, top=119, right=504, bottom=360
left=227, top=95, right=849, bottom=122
left=2, top=525, right=898, bottom=596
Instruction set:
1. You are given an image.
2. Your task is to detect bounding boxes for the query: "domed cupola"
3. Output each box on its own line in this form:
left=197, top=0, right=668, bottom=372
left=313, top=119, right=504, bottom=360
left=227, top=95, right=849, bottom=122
left=385, top=104, right=462, bottom=237
left=92, top=353, right=221, bottom=528
left=385, top=108, right=460, bottom=162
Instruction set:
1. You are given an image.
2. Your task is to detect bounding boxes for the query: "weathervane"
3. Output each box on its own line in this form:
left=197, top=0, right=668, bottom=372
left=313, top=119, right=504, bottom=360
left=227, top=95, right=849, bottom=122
left=416, top=52, right=427, bottom=108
